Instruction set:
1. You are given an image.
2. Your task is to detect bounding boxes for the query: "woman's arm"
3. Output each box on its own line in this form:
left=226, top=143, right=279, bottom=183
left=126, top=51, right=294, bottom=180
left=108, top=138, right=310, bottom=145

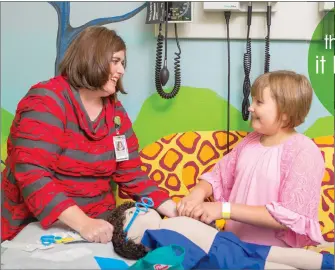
left=10, top=86, right=78, bottom=228
left=10, top=86, right=114, bottom=242
left=156, top=199, right=178, bottom=217
left=111, top=103, right=173, bottom=216
left=58, top=205, right=91, bottom=232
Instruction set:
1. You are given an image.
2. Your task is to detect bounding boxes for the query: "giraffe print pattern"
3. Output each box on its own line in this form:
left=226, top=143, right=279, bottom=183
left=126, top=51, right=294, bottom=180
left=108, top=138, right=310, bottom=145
left=116, top=131, right=334, bottom=254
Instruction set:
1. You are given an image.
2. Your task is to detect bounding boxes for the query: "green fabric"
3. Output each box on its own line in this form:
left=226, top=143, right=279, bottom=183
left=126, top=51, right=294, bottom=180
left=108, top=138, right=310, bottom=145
left=129, top=245, right=185, bottom=270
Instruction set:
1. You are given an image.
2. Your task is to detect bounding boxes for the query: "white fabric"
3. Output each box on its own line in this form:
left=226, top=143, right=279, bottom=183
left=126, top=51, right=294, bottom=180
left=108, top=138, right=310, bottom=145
left=1, top=221, right=136, bottom=269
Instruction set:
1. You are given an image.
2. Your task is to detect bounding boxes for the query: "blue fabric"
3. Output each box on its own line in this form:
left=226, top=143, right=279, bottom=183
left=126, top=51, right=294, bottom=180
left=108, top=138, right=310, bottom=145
left=321, top=253, right=334, bottom=269
left=141, top=229, right=271, bottom=269
left=94, top=256, right=128, bottom=269
left=141, top=229, right=206, bottom=269
left=195, top=231, right=271, bottom=269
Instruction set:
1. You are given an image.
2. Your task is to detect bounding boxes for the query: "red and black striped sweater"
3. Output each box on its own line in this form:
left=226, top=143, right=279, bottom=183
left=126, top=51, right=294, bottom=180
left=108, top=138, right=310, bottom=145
left=1, top=76, right=169, bottom=241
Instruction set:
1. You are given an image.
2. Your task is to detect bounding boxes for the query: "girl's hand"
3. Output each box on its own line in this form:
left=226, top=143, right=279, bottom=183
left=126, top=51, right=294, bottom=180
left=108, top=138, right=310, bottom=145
left=176, top=194, right=203, bottom=217
left=176, top=180, right=213, bottom=217
left=191, top=202, right=222, bottom=224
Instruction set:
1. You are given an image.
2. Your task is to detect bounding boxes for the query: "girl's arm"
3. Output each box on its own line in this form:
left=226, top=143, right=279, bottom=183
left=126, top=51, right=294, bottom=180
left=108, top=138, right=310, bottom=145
left=192, top=201, right=286, bottom=230
left=178, top=132, right=259, bottom=216
left=183, top=180, right=214, bottom=201
left=230, top=204, right=286, bottom=229
left=196, top=139, right=325, bottom=247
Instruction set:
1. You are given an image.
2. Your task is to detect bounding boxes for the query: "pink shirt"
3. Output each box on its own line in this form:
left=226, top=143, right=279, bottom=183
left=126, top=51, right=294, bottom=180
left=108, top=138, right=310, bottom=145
left=201, top=132, right=325, bottom=248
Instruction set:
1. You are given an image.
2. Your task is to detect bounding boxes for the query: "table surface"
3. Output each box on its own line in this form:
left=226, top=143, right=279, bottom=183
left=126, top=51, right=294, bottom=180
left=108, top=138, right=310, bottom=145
left=1, top=222, right=136, bottom=269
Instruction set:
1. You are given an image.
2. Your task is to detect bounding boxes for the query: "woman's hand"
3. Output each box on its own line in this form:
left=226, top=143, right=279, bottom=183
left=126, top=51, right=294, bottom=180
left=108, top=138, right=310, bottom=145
left=190, top=202, right=222, bottom=224
left=58, top=205, right=114, bottom=244
left=78, top=218, right=114, bottom=244
left=156, top=199, right=178, bottom=218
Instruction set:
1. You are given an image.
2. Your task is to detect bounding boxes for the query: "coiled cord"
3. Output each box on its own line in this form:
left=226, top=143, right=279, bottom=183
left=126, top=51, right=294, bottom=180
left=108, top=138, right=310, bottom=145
left=264, top=3, right=271, bottom=73
left=242, top=4, right=252, bottom=121
left=154, top=23, right=181, bottom=99
left=224, top=11, right=231, bottom=153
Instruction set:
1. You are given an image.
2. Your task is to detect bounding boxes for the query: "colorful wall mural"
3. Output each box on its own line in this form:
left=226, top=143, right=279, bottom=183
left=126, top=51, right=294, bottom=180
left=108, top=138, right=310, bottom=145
left=1, top=2, right=334, bottom=247
left=1, top=2, right=334, bottom=169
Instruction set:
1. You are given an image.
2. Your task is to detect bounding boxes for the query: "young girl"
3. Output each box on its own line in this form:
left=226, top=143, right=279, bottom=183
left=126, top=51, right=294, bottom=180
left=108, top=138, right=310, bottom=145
left=176, top=70, right=326, bottom=248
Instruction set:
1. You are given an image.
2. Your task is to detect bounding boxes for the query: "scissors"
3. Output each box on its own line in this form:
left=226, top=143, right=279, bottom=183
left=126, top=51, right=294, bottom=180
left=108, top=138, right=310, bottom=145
left=124, top=197, right=154, bottom=233
left=40, top=235, right=63, bottom=246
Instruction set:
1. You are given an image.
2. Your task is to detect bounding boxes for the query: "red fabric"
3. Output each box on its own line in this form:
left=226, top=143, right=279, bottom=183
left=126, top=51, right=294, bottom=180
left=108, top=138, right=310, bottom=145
left=1, top=76, right=169, bottom=241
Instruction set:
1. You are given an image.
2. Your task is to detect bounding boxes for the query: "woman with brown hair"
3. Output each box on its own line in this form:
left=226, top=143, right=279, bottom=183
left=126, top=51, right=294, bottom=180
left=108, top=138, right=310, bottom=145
left=1, top=26, right=176, bottom=243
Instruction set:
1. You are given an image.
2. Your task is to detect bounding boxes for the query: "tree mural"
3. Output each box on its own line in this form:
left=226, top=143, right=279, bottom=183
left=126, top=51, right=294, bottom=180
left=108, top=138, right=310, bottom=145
left=1, top=2, right=148, bottom=169
left=2, top=3, right=334, bottom=170
left=49, top=1, right=147, bottom=74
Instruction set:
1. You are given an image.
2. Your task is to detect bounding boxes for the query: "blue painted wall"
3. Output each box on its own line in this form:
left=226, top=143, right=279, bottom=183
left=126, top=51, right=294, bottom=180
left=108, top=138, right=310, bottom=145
left=1, top=2, right=331, bottom=135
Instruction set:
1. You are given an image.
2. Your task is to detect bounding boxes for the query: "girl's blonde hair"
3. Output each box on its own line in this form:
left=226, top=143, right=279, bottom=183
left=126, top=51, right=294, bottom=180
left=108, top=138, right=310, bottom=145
left=251, top=70, right=313, bottom=128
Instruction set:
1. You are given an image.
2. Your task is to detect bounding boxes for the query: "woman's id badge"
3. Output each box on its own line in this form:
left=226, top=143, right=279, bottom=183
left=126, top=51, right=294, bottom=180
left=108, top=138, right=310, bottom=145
left=113, top=135, right=129, bottom=162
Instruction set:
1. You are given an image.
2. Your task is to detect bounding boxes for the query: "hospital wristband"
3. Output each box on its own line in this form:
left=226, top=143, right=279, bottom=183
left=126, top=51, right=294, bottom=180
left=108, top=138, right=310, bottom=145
left=221, top=202, right=231, bottom=220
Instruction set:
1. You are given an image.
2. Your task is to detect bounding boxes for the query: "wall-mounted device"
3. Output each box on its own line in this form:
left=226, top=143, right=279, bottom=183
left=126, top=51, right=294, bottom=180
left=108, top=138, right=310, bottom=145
left=319, top=2, right=335, bottom=11
left=166, top=2, right=193, bottom=23
left=146, top=2, right=193, bottom=24
left=203, top=2, right=274, bottom=153
left=318, top=2, right=334, bottom=41
left=146, top=2, right=193, bottom=99
left=156, top=2, right=332, bottom=40
left=203, top=1, right=277, bottom=12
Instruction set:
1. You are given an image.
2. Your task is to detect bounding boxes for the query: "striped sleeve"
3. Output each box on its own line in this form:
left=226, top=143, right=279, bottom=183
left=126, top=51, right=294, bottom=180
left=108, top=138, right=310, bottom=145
left=112, top=104, right=170, bottom=208
left=9, top=87, right=76, bottom=228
